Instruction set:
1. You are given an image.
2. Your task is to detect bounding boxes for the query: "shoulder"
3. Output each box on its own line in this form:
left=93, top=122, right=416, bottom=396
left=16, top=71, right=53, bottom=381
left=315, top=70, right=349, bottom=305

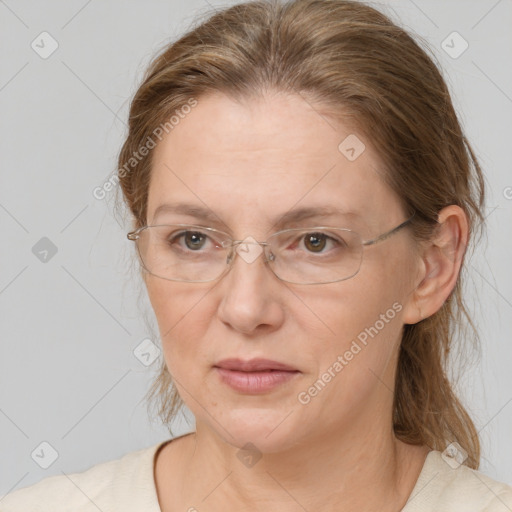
left=404, top=450, right=512, bottom=512
left=0, top=441, right=165, bottom=512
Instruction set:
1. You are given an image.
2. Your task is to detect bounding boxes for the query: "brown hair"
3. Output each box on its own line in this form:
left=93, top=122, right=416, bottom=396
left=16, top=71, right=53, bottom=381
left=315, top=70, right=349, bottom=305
left=117, top=0, right=485, bottom=468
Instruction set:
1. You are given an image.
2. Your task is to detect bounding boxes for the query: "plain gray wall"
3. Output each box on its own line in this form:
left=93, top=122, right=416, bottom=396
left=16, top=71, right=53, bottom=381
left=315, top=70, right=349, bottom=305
left=1, top=0, right=511, bottom=496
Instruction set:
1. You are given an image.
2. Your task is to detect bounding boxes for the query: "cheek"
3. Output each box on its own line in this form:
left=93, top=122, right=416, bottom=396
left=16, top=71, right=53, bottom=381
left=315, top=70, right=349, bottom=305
left=145, top=277, right=212, bottom=370
left=296, top=279, right=404, bottom=414
left=296, top=270, right=403, bottom=345
left=302, top=253, right=409, bottom=376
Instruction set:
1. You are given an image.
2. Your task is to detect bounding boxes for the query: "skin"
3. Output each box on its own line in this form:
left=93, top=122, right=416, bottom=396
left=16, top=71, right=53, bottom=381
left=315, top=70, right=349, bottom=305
left=143, top=91, right=469, bottom=512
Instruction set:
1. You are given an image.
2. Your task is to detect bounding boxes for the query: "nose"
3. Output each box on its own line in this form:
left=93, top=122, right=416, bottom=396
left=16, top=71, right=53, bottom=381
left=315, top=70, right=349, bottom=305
left=216, top=239, right=284, bottom=334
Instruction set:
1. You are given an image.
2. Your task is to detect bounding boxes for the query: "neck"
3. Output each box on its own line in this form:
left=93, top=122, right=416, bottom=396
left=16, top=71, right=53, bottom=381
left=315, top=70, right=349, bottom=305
left=166, top=415, right=429, bottom=512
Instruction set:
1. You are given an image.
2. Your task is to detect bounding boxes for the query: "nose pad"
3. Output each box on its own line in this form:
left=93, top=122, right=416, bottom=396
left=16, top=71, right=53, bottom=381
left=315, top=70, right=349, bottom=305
left=225, top=241, right=273, bottom=268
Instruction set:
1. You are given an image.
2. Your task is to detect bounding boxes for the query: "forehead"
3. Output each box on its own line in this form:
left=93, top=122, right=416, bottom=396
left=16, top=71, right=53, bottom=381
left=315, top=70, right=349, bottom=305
left=147, top=91, right=402, bottom=233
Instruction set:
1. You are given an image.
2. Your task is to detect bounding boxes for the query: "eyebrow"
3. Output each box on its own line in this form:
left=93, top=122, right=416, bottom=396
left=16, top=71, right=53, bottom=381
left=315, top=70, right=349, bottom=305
left=152, top=203, right=362, bottom=229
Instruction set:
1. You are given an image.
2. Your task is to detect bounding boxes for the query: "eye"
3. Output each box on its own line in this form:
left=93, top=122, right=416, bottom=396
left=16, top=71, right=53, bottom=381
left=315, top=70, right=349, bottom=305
left=298, top=231, right=347, bottom=254
left=304, top=232, right=335, bottom=253
left=168, top=230, right=213, bottom=251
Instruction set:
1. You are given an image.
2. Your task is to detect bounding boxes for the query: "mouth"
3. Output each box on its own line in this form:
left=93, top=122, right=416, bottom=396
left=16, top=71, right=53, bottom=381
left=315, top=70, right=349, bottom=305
left=213, top=358, right=299, bottom=372
left=213, top=358, right=300, bottom=393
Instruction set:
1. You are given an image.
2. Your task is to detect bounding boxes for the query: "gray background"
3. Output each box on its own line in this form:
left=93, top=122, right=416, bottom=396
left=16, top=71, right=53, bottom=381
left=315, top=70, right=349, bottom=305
left=1, top=0, right=511, bottom=496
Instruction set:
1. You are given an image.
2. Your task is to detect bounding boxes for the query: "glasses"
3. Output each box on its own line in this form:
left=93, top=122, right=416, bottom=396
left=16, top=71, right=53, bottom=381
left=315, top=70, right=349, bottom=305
left=127, top=212, right=415, bottom=285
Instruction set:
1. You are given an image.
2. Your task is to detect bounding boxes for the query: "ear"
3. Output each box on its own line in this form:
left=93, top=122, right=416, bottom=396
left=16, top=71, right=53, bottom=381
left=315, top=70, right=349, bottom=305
left=402, top=205, right=469, bottom=325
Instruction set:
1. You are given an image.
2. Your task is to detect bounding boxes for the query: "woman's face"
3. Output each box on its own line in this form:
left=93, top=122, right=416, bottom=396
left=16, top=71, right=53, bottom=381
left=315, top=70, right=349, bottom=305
left=144, top=91, right=421, bottom=452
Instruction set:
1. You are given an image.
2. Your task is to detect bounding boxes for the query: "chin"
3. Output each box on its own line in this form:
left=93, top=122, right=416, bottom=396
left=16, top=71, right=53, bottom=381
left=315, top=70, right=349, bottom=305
left=209, top=407, right=303, bottom=454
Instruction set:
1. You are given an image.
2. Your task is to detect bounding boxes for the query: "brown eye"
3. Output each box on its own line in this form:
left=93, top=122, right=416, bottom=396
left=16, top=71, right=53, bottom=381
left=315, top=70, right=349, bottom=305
left=304, top=232, right=327, bottom=253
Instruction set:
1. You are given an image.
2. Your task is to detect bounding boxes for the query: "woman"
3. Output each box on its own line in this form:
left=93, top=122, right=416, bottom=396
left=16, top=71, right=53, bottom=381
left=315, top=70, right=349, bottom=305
left=2, top=0, right=511, bottom=511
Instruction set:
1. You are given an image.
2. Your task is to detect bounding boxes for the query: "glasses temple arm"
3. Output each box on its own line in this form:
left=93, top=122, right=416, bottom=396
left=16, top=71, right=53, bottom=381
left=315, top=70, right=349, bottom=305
left=362, top=212, right=416, bottom=246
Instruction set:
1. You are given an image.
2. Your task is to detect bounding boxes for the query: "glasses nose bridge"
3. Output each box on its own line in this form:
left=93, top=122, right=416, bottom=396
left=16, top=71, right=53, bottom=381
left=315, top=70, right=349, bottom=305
left=231, top=238, right=270, bottom=247
left=224, top=238, right=274, bottom=267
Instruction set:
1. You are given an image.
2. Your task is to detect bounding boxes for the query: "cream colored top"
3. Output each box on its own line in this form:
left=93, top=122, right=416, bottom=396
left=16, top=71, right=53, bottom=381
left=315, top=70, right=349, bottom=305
left=1, top=435, right=512, bottom=511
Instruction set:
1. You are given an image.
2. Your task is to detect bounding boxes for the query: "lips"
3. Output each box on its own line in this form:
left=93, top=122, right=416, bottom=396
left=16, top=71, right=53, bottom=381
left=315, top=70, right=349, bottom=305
left=213, top=358, right=298, bottom=372
left=213, top=358, right=300, bottom=393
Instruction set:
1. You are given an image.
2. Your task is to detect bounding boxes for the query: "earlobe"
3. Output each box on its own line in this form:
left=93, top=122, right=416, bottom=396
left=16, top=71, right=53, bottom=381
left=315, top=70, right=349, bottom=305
left=402, top=205, right=468, bottom=325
